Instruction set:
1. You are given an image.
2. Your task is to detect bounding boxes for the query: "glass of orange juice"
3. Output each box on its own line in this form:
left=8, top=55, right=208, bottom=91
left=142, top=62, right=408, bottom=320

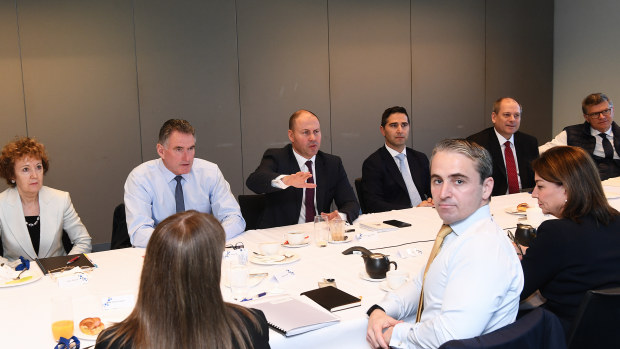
left=51, top=295, right=74, bottom=341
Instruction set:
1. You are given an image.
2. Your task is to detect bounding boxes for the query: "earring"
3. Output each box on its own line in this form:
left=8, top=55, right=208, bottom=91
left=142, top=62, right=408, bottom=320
left=11, top=180, right=15, bottom=183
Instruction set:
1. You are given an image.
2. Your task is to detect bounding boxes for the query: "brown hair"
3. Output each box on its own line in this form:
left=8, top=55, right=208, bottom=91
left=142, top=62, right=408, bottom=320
left=582, top=92, right=613, bottom=114
left=158, top=119, right=195, bottom=146
left=288, top=109, right=319, bottom=130
left=97, top=211, right=262, bottom=349
left=532, top=146, right=619, bottom=224
left=0, top=137, right=49, bottom=187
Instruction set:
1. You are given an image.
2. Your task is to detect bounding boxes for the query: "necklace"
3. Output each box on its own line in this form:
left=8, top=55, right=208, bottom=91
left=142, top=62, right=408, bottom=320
left=26, top=216, right=40, bottom=227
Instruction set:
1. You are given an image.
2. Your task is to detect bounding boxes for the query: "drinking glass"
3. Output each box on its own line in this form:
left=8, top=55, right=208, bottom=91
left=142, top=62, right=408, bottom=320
left=314, top=216, right=329, bottom=247
left=228, top=261, right=249, bottom=301
left=51, top=295, right=74, bottom=341
left=329, top=218, right=345, bottom=242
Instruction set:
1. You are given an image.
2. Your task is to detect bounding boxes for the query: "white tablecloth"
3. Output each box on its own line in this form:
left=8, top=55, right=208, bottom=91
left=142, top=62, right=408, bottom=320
left=3, top=191, right=618, bottom=348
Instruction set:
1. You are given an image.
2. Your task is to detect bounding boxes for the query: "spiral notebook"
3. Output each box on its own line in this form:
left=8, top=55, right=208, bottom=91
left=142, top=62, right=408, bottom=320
left=251, top=296, right=340, bottom=336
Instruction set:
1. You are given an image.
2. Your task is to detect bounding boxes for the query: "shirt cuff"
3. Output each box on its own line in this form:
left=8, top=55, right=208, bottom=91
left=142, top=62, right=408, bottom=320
left=271, top=174, right=289, bottom=189
left=390, top=322, right=414, bottom=349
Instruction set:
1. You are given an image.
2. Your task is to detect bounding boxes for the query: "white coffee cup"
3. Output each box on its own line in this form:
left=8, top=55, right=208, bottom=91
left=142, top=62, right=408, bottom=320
left=260, top=242, right=280, bottom=256
left=286, top=231, right=306, bottom=245
left=386, top=270, right=408, bottom=290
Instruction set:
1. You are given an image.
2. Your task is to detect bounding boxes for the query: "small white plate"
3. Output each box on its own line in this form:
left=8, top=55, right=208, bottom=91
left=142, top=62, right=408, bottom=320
left=282, top=237, right=310, bottom=248
left=328, top=235, right=353, bottom=244
left=504, top=206, right=527, bottom=216
left=0, top=269, right=43, bottom=288
left=359, top=270, right=385, bottom=282
left=250, top=254, right=300, bottom=265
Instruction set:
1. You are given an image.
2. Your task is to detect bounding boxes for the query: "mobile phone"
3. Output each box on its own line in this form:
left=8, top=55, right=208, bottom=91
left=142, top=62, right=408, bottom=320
left=383, top=220, right=412, bottom=228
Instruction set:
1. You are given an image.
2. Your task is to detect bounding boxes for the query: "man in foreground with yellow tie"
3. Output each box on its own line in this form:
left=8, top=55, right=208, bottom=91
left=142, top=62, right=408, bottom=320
left=366, top=139, right=524, bottom=349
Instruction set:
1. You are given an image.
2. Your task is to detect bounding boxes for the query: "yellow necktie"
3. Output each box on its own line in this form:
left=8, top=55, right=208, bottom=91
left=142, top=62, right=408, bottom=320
left=416, top=224, right=453, bottom=322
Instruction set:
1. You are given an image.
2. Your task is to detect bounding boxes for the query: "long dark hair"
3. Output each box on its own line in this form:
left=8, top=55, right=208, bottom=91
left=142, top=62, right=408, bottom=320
left=532, top=146, right=619, bottom=224
left=97, top=210, right=262, bottom=348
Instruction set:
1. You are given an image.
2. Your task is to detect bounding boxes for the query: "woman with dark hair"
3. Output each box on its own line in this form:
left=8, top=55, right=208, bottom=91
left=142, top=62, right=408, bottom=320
left=519, top=146, right=620, bottom=334
left=0, top=137, right=91, bottom=260
left=95, top=210, right=270, bottom=349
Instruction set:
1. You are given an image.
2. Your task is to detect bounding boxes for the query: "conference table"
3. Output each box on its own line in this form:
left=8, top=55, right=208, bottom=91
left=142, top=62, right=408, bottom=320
left=3, top=187, right=620, bottom=348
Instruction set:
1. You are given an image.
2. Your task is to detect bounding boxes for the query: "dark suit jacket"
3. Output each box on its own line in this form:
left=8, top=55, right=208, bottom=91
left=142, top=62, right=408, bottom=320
left=361, top=146, right=431, bottom=213
left=520, top=215, right=620, bottom=335
left=246, top=144, right=360, bottom=228
left=467, top=127, right=538, bottom=196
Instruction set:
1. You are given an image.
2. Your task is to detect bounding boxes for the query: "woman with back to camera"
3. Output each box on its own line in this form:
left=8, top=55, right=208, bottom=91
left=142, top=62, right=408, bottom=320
left=0, top=137, right=91, bottom=260
left=95, top=210, right=270, bottom=349
left=519, top=146, right=620, bottom=335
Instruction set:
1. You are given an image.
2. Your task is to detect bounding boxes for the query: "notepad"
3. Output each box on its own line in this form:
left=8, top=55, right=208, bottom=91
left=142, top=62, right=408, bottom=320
left=360, top=221, right=398, bottom=232
left=301, top=286, right=362, bottom=312
left=251, top=296, right=340, bottom=336
left=35, top=253, right=95, bottom=275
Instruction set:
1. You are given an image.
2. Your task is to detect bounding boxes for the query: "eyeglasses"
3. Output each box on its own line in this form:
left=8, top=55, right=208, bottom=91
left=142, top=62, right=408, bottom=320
left=225, top=242, right=244, bottom=250
left=585, top=107, right=613, bottom=119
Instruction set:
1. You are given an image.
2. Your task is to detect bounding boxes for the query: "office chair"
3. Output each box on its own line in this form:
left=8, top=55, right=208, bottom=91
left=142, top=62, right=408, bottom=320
left=566, top=287, right=620, bottom=349
left=238, top=194, right=266, bottom=231
left=111, top=203, right=132, bottom=249
left=354, top=177, right=366, bottom=213
left=439, top=307, right=566, bottom=349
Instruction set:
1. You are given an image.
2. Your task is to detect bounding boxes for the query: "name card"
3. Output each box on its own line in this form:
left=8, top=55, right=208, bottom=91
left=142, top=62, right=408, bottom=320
left=57, top=272, right=89, bottom=288
left=273, top=268, right=295, bottom=283
left=102, top=295, right=135, bottom=310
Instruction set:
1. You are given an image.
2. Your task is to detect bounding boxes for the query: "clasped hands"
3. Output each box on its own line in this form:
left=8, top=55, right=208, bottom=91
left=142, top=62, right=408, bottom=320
left=366, top=309, right=403, bottom=349
left=282, top=172, right=340, bottom=220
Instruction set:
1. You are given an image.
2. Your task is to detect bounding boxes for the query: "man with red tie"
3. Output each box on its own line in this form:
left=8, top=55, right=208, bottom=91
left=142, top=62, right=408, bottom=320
left=246, top=109, right=360, bottom=228
left=467, top=97, right=539, bottom=196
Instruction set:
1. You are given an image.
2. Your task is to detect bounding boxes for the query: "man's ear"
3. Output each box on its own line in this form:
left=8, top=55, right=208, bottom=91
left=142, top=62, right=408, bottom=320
left=156, top=143, right=164, bottom=158
left=482, top=177, right=494, bottom=200
left=288, top=130, right=294, bottom=143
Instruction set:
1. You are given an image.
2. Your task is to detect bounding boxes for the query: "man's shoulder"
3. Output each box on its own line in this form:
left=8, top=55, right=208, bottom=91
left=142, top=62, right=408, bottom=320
left=514, top=131, right=539, bottom=147
left=466, top=127, right=494, bottom=144
left=563, top=122, right=588, bottom=133
left=317, top=149, right=343, bottom=163
left=363, top=147, right=386, bottom=164
left=128, top=159, right=160, bottom=177
left=406, top=147, right=429, bottom=161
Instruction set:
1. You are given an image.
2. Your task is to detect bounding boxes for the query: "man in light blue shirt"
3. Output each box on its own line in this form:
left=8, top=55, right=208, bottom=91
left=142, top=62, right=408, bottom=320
left=124, top=119, right=245, bottom=247
left=366, top=139, right=523, bottom=349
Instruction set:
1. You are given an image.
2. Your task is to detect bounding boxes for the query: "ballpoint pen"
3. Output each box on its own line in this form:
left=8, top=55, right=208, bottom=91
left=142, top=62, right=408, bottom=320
left=241, top=292, right=267, bottom=302
left=66, top=255, right=81, bottom=265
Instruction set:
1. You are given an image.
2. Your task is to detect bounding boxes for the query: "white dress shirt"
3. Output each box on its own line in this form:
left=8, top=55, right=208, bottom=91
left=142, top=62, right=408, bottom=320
left=538, top=126, right=619, bottom=159
left=124, top=158, right=245, bottom=247
left=378, top=205, right=524, bottom=348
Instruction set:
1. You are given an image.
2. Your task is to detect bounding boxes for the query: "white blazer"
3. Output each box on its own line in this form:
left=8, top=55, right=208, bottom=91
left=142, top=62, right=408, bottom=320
left=0, top=186, right=92, bottom=261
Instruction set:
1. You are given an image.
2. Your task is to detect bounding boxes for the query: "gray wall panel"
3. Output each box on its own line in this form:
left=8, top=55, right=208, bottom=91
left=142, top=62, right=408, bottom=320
left=133, top=0, right=243, bottom=194
left=329, top=0, right=411, bottom=184
left=237, top=0, right=330, bottom=189
left=0, top=0, right=27, bottom=154
left=17, top=0, right=141, bottom=244
left=486, top=0, right=553, bottom=144
left=411, top=0, right=485, bottom=156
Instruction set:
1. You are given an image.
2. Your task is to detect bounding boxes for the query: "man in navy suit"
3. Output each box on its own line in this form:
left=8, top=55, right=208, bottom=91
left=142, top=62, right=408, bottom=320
left=467, top=97, right=538, bottom=196
left=361, top=106, right=433, bottom=213
left=246, top=109, right=360, bottom=228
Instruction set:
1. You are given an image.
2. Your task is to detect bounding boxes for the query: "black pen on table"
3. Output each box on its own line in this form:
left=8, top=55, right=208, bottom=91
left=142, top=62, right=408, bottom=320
left=66, top=255, right=81, bottom=265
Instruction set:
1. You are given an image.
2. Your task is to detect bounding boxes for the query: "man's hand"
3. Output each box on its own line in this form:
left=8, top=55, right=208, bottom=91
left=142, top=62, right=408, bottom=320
left=282, top=172, right=317, bottom=188
left=512, top=242, right=528, bottom=261
left=417, top=197, right=434, bottom=207
left=366, top=309, right=401, bottom=349
left=321, top=210, right=341, bottom=221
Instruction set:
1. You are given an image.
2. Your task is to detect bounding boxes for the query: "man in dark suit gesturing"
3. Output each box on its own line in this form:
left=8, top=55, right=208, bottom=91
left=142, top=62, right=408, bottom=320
left=246, top=109, right=360, bottom=229
left=467, top=97, right=538, bottom=196
left=361, top=106, right=433, bottom=213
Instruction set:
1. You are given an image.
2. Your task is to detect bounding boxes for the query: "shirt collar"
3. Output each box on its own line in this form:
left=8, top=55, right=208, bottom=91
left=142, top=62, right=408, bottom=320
left=590, top=125, right=613, bottom=137
left=494, top=128, right=514, bottom=145
left=448, top=204, right=492, bottom=237
left=384, top=144, right=406, bottom=158
left=157, top=158, right=188, bottom=183
left=292, top=148, right=316, bottom=170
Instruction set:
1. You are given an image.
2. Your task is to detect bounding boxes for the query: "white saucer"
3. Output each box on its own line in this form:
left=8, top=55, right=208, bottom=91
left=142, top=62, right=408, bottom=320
left=328, top=234, right=353, bottom=244
left=359, top=270, right=385, bottom=282
left=504, top=206, right=527, bottom=216
left=282, top=237, right=310, bottom=248
left=250, top=254, right=300, bottom=265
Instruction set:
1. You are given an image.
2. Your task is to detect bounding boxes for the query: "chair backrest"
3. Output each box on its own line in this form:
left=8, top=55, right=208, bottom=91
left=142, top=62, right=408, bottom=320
left=439, top=307, right=566, bottom=349
left=238, top=194, right=266, bottom=231
left=567, top=287, right=620, bottom=349
left=354, top=177, right=366, bottom=213
left=61, top=230, right=72, bottom=254
left=111, top=203, right=132, bottom=249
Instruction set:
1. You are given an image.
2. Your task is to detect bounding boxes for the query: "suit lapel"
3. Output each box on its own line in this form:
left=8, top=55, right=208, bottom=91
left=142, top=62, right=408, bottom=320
left=380, top=147, right=407, bottom=192
left=286, top=145, right=304, bottom=215
left=3, top=188, right=38, bottom=259
left=38, top=187, right=58, bottom=258
left=488, top=129, right=508, bottom=182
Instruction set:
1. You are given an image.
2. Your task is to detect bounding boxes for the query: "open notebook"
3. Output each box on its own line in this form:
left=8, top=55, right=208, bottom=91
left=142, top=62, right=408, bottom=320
left=251, top=296, right=340, bottom=336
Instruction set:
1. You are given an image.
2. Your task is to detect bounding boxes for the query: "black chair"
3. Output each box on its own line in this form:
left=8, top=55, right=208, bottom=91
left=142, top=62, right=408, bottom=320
left=238, top=194, right=266, bottom=231
left=354, top=177, right=366, bottom=213
left=566, top=287, right=620, bottom=349
left=439, top=307, right=566, bottom=349
left=111, top=203, right=132, bottom=249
